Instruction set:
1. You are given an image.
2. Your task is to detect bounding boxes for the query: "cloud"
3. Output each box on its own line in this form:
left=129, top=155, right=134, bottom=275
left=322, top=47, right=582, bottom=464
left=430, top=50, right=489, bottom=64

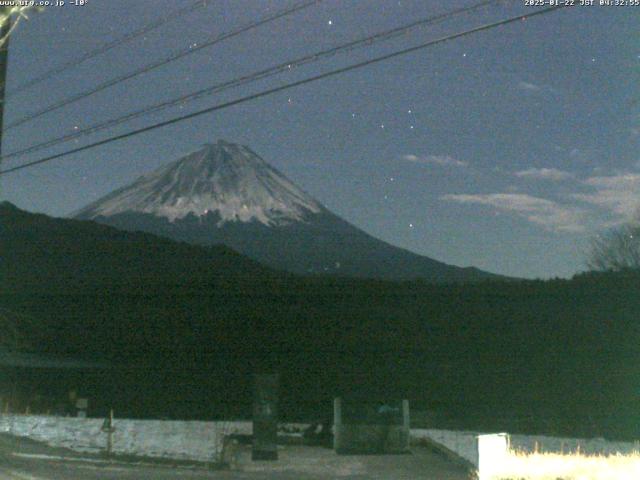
left=441, top=193, right=585, bottom=233
left=572, top=173, right=640, bottom=222
left=518, top=81, right=542, bottom=92
left=403, top=154, right=468, bottom=168
left=517, top=81, right=559, bottom=95
left=515, top=168, right=574, bottom=182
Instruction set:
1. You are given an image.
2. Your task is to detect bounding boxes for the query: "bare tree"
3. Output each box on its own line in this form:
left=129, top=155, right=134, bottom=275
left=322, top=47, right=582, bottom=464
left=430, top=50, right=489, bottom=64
left=588, top=221, right=640, bottom=272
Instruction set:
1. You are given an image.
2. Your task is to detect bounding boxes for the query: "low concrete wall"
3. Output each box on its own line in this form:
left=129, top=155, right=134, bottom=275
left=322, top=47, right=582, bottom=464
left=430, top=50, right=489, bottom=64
left=411, top=428, right=479, bottom=466
left=2, top=415, right=637, bottom=468
left=0, top=415, right=251, bottom=462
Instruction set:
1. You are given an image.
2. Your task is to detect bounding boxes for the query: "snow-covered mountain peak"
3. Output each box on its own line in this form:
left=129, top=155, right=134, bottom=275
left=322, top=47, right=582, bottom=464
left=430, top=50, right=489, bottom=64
left=74, top=141, right=323, bottom=225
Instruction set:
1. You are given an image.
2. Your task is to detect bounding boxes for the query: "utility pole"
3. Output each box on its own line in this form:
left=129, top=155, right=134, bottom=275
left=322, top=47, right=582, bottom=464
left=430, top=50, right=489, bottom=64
left=0, top=7, right=11, bottom=415
left=0, top=6, right=11, bottom=159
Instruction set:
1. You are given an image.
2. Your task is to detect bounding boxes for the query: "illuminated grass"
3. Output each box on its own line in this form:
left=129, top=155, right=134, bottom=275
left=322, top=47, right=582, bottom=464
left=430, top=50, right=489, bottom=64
left=491, top=450, right=640, bottom=480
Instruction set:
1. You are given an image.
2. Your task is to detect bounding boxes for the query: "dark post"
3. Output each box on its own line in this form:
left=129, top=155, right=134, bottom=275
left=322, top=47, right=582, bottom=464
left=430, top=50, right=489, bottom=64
left=252, top=374, right=279, bottom=461
left=101, top=409, right=115, bottom=456
left=333, top=397, right=342, bottom=452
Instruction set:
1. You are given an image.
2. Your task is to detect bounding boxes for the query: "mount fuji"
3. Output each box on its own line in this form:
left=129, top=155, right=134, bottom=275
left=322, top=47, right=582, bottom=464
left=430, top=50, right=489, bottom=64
left=75, top=140, right=500, bottom=282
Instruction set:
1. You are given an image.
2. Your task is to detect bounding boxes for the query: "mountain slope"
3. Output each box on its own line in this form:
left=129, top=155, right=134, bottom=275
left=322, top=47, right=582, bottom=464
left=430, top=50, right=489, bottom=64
left=75, top=141, right=323, bottom=225
left=75, top=140, right=502, bottom=282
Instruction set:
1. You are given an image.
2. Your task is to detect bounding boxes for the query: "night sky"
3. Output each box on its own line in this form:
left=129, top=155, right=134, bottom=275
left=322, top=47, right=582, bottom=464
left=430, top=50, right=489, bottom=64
left=1, top=1, right=638, bottom=279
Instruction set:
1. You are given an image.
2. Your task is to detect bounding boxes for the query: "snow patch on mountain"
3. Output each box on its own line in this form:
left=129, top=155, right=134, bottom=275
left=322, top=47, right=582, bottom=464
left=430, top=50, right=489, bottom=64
left=75, top=141, right=323, bottom=226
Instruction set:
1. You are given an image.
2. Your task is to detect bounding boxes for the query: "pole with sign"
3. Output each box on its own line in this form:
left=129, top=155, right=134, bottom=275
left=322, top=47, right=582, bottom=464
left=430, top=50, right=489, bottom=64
left=252, top=374, right=279, bottom=461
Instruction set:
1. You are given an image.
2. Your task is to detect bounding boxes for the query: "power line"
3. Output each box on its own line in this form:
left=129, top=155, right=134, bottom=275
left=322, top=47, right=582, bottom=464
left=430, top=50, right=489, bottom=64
left=3, top=0, right=322, bottom=131
left=3, top=0, right=209, bottom=98
left=1, top=0, right=502, bottom=162
left=0, top=5, right=568, bottom=177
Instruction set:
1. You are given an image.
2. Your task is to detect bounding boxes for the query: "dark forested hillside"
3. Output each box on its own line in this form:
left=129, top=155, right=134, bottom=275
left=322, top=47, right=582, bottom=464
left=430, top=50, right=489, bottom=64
left=1, top=201, right=279, bottom=294
left=2, top=202, right=639, bottom=440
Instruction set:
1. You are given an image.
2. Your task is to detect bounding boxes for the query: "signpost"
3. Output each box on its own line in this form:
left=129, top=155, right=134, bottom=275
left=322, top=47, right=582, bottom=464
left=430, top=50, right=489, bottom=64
left=252, top=374, right=279, bottom=461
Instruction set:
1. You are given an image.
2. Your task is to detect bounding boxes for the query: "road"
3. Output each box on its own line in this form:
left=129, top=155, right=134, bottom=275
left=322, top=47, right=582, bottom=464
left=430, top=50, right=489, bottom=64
left=0, top=434, right=471, bottom=479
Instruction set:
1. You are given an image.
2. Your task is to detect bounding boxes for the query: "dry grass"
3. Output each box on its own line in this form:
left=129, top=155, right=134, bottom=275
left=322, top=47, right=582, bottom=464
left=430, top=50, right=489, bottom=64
left=491, top=450, right=640, bottom=480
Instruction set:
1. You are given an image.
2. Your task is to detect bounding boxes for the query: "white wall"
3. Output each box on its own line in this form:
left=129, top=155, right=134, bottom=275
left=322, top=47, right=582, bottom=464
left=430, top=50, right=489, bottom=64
left=0, top=415, right=251, bottom=462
